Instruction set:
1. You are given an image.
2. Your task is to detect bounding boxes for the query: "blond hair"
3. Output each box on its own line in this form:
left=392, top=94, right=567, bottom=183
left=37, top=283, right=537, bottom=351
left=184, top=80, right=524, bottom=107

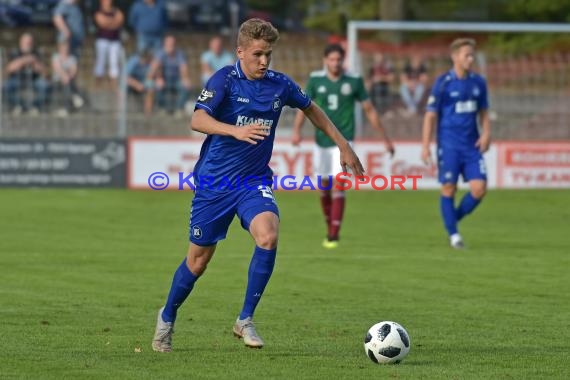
left=450, top=38, right=476, bottom=53
left=237, top=18, right=279, bottom=47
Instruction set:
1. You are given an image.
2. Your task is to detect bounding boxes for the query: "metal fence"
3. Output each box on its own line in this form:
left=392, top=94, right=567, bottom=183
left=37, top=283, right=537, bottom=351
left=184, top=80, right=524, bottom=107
left=357, top=50, right=570, bottom=141
left=1, top=33, right=569, bottom=141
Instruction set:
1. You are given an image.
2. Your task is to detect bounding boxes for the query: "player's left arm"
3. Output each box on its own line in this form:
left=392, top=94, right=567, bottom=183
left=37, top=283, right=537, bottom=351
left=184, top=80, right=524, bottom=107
left=303, top=102, right=364, bottom=176
left=361, top=99, right=395, bottom=157
left=475, top=78, right=491, bottom=153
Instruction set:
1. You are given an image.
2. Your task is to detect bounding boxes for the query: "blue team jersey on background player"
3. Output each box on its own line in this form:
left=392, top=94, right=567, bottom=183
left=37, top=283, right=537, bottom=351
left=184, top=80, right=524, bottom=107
left=194, top=61, right=311, bottom=190
left=426, top=70, right=489, bottom=183
left=426, top=70, right=488, bottom=151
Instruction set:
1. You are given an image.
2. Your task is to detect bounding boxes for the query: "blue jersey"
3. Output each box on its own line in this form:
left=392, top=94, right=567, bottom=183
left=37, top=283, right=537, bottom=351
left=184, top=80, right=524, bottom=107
left=426, top=70, right=488, bottom=151
left=194, top=61, right=311, bottom=190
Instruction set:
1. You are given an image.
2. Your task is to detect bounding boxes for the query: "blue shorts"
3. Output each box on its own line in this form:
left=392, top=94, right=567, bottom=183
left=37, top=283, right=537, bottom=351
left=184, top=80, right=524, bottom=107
left=437, top=147, right=487, bottom=184
left=189, top=185, right=279, bottom=246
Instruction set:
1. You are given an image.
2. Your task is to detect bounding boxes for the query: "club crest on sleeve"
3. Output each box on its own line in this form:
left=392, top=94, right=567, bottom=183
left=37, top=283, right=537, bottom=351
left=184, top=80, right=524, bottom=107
left=197, top=89, right=215, bottom=103
left=427, top=95, right=435, bottom=105
left=272, top=98, right=281, bottom=111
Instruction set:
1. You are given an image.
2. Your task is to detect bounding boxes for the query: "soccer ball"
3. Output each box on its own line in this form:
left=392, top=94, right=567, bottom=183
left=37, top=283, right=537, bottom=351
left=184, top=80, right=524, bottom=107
left=364, top=321, right=411, bottom=364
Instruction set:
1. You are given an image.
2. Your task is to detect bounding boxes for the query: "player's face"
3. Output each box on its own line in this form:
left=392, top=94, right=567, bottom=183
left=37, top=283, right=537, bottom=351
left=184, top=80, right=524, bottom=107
left=237, top=39, right=273, bottom=80
left=452, top=45, right=475, bottom=72
left=324, top=51, right=344, bottom=76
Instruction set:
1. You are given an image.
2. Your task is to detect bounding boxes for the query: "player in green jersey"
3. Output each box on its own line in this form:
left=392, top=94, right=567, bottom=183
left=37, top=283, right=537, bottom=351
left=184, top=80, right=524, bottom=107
left=292, top=43, right=395, bottom=248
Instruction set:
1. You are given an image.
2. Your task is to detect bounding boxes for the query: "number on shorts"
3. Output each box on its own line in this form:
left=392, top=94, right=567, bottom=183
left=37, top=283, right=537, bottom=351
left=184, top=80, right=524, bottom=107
left=479, top=159, right=487, bottom=175
left=258, top=185, right=275, bottom=200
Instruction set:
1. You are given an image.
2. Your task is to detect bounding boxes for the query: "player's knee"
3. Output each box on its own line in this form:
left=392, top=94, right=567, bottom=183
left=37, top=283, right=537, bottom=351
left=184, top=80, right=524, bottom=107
left=441, top=184, right=457, bottom=197
left=186, top=256, right=208, bottom=276
left=471, top=185, right=487, bottom=199
left=186, top=247, right=215, bottom=276
left=255, top=230, right=278, bottom=250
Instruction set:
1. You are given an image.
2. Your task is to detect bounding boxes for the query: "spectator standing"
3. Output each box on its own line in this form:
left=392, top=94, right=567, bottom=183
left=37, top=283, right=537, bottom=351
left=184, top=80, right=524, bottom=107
left=53, top=0, right=85, bottom=58
left=128, top=0, right=168, bottom=53
left=93, top=0, right=124, bottom=88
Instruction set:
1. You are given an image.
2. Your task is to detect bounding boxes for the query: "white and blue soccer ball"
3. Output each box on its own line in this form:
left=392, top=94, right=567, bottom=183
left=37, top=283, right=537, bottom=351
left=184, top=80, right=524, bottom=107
left=364, top=321, right=411, bottom=364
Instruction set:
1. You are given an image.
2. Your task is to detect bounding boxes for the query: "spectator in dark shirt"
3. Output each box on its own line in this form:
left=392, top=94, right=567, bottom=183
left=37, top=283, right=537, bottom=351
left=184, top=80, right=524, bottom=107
left=368, top=52, right=395, bottom=114
left=93, top=0, right=124, bottom=88
left=147, top=35, right=191, bottom=117
left=128, top=0, right=168, bottom=53
left=2, top=33, right=50, bottom=115
left=399, top=54, right=429, bottom=115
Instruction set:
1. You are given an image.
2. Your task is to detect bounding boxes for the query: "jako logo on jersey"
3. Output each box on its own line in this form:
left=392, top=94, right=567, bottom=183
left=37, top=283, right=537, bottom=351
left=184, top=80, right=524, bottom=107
left=272, top=98, right=281, bottom=111
left=198, top=89, right=215, bottom=102
left=236, top=115, right=274, bottom=127
left=237, top=97, right=250, bottom=103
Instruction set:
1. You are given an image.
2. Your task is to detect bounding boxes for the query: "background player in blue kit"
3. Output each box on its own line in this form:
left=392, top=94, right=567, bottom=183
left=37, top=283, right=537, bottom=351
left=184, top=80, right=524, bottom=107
left=152, top=18, right=364, bottom=352
left=421, top=38, right=491, bottom=249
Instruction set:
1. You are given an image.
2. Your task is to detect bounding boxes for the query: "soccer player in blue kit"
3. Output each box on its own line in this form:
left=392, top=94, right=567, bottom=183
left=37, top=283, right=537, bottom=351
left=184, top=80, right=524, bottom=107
left=421, top=38, right=491, bottom=249
left=152, top=18, right=364, bottom=352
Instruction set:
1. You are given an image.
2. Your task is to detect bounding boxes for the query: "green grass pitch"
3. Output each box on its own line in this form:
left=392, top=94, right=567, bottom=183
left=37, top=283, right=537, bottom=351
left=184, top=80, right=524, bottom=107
left=1, top=189, right=568, bottom=379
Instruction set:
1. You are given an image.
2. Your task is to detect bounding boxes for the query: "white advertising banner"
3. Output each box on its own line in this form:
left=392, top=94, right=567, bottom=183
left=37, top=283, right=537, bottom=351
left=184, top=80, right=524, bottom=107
left=128, top=138, right=560, bottom=190
left=497, top=142, right=570, bottom=188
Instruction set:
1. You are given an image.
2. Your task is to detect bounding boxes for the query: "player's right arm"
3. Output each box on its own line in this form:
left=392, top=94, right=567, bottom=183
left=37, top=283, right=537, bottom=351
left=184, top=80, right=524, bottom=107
left=421, top=75, right=444, bottom=165
left=191, top=110, right=268, bottom=144
left=421, top=111, right=437, bottom=165
left=192, top=68, right=268, bottom=144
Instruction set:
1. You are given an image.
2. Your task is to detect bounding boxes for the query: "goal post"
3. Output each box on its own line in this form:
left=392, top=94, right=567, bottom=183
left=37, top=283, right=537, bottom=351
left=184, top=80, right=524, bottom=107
left=346, top=21, right=570, bottom=139
left=347, top=21, right=570, bottom=73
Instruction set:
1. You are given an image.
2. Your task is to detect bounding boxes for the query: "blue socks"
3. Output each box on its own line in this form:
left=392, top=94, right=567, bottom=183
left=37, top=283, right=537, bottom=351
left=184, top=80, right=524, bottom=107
left=456, top=192, right=481, bottom=221
left=239, top=246, right=276, bottom=320
left=162, top=259, right=198, bottom=323
left=161, top=246, right=277, bottom=323
left=441, top=192, right=483, bottom=236
left=440, top=195, right=458, bottom=236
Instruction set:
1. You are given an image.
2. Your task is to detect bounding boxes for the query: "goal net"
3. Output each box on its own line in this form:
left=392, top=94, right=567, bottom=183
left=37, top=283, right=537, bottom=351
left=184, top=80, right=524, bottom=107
left=346, top=21, right=570, bottom=141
